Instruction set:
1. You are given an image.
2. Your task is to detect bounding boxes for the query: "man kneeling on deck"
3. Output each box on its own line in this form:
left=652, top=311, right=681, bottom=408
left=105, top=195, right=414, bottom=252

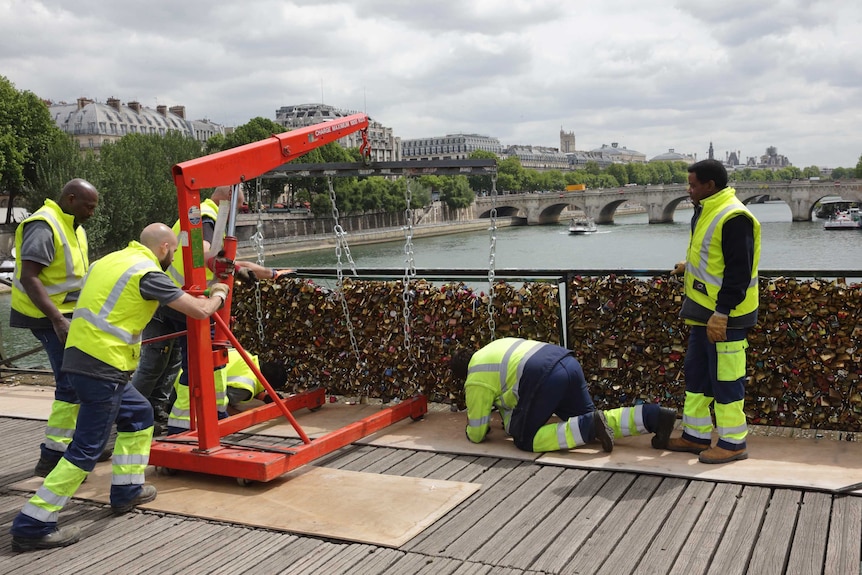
left=450, top=338, right=677, bottom=453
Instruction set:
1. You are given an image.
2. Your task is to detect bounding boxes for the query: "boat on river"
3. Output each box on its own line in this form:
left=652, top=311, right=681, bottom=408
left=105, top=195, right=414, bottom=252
left=823, top=207, right=861, bottom=230
left=568, top=217, right=597, bottom=235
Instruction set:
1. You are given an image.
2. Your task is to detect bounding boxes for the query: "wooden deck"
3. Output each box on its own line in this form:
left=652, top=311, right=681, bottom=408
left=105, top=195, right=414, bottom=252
left=0, top=416, right=860, bottom=575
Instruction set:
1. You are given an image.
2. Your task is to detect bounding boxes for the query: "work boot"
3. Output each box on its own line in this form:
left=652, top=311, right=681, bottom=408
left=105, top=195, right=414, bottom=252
left=11, top=525, right=81, bottom=551
left=666, top=436, right=710, bottom=454
left=33, top=456, right=60, bottom=477
left=593, top=410, right=614, bottom=453
left=698, top=446, right=748, bottom=464
left=651, top=407, right=678, bottom=449
left=111, top=483, right=157, bottom=515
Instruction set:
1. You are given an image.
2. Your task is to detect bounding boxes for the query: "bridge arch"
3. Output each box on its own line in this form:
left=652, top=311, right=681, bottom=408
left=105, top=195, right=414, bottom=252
left=472, top=181, right=862, bottom=225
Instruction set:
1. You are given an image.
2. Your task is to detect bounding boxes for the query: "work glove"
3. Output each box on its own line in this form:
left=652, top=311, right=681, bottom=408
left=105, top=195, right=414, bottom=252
left=206, top=250, right=235, bottom=280
left=235, top=266, right=256, bottom=283
left=209, top=282, right=230, bottom=308
left=671, top=261, right=686, bottom=276
left=706, top=312, right=728, bottom=343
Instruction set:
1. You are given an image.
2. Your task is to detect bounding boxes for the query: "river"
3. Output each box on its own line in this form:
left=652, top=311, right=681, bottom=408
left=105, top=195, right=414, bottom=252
left=266, top=202, right=861, bottom=271
left=2, top=202, right=859, bottom=368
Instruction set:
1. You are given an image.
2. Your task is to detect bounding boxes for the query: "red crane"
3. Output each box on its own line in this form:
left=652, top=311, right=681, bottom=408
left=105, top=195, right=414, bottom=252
left=149, top=114, right=427, bottom=483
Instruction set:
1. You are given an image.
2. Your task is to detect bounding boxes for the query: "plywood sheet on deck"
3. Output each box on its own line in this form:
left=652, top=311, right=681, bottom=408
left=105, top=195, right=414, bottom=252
left=0, top=384, right=54, bottom=419
left=537, top=433, right=862, bottom=494
left=10, top=465, right=481, bottom=548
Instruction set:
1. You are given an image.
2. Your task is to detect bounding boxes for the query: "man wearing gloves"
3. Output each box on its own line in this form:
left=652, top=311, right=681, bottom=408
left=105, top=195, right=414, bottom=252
left=450, top=338, right=677, bottom=453
left=10, top=223, right=230, bottom=551
left=668, top=159, right=761, bottom=464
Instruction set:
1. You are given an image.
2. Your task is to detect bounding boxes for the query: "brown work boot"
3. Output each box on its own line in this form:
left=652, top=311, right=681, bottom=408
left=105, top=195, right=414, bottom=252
left=698, top=446, right=748, bottom=464
left=665, top=436, right=709, bottom=454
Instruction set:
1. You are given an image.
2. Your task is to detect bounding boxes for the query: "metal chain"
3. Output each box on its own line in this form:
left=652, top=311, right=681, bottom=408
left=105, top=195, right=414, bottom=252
left=401, top=179, right=417, bottom=358
left=487, top=175, right=498, bottom=339
left=251, top=180, right=266, bottom=345
left=328, top=177, right=361, bottom=365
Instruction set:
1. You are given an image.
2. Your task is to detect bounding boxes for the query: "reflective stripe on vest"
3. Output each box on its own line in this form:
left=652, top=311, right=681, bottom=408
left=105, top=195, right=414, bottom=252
left=66, top=242, right=160, bottom=372
left=467, top=338, right=544, bottom=431
left=12, top=199, right=88, bottom=317
left=167, top=198, right=219, bottom=288
left=684, top=187, right=761, bottom=319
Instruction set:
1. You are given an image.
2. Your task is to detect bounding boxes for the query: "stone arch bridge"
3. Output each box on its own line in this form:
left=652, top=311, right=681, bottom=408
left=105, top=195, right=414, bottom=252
left=473, top=181, right=862, bottom=225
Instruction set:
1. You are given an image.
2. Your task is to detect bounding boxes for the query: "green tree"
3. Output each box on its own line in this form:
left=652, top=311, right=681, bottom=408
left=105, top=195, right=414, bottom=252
left=607, top=164, right=628, bottom=185
left=496, top=156, right=525, bottom=193
left=583, top=161, right=601, bottom=176
left=856, top=155, right=862, bottom=178
left=88, top=132, right=202, bottom=254
left=440, top=176, right=474, bottom=209
left=29, top=131, right=99, bottom=212
left=0, top=75, right=63, bottom=223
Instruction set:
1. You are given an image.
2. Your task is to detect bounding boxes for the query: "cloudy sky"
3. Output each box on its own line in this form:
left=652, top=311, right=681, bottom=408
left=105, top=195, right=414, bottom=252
left=2, top=0, right=860, bottom=168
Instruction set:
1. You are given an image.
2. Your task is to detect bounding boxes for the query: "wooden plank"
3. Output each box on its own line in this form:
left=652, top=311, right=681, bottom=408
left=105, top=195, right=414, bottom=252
left=346, top=546, right=405, bottom=575
left=564, top=474, right=663, bottom=575
left=453, top=465, right=566, bottom=562
left=531, top=472, right=638, bottom=574
left=500, top=468, right=596, bottom=570
left=470, top=465, right=571, bottom=564
left=824, top=495, right=862, bottom=575
left=786, top=492, right=832, bottom=575
left=132, top=522, right=228, bottom=574
left=636, top=480, right=716, bottom=574
left=706, top=486, right=771, bottom=575
left=404, top=458, right=527, bottom=552
left=596, top=477, right=688, bottom=575
left=747, top=489, right=802, bottom=574
left=670, top=482, right=743, bottom=574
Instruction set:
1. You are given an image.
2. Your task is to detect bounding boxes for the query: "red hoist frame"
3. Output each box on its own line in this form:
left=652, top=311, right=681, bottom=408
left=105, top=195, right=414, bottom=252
left=148, top=114, right=428, bottom=482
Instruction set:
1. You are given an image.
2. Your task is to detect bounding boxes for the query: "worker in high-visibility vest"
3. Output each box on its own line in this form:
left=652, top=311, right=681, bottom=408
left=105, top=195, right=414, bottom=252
left=166, top=348, right=288, bottom=433
left=450, top=338, right=677, bottom=453
left=132, top=186, right=285, bottom=429
left=10, top=223, right=230, bottom=551
left=667, top=159, right=760, bottom=464
left=10, top=179, right=113, bottom=476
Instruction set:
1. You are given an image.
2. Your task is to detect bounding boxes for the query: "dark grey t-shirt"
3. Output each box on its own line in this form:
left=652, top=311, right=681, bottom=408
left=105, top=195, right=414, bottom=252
left=62, top=270, right=185, bottom=383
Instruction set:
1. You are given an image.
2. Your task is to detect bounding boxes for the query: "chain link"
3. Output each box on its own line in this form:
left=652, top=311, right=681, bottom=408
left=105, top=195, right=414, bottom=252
left=251, top=180, right=266, bottom=345
left=328, top=177, right=361, bottom=365
left=487, top=175, right=498, bottom=339
left=401, top=179, right=417, bottom=358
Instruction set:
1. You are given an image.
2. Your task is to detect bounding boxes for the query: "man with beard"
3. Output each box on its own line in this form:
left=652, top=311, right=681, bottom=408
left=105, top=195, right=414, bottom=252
left=10, top=223, right=229, bottom=551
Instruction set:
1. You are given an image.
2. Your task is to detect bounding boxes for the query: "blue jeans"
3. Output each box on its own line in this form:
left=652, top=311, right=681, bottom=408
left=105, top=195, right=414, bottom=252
left=510, top=355, right=596, bottom=451
left=31, top=328, right=79, bottom=461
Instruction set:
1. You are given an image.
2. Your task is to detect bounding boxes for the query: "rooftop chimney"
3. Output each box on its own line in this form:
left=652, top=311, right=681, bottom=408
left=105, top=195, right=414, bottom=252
left=156, top=105, right=167, bottom=116
left=127, top=101, right=142, bottom=114
left=169, top=105, right=185, bottom=119
left=107, top=97, right=121, bottom=111
left=77, top=97, right=94, bottom=110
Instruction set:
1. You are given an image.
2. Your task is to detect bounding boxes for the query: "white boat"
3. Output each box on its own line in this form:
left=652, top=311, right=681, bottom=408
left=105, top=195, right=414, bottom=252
left=568, top=217, right=597, bottom=235
left=823, top=207, right=861, bottom=230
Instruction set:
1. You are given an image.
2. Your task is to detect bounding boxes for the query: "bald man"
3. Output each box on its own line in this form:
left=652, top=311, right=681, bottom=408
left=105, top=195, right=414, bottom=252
left=10, top=179, right=106, bottom=477
left=10, top=224, right=229, bottom=551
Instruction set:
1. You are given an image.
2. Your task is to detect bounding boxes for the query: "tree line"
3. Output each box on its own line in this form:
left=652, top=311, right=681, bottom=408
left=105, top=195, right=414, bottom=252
left=3, top=75, right=862, bottom=256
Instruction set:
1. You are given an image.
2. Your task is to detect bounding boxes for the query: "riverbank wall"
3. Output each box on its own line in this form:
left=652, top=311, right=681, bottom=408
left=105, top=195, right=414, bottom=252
left=234, top=201, right=519, bottom=258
